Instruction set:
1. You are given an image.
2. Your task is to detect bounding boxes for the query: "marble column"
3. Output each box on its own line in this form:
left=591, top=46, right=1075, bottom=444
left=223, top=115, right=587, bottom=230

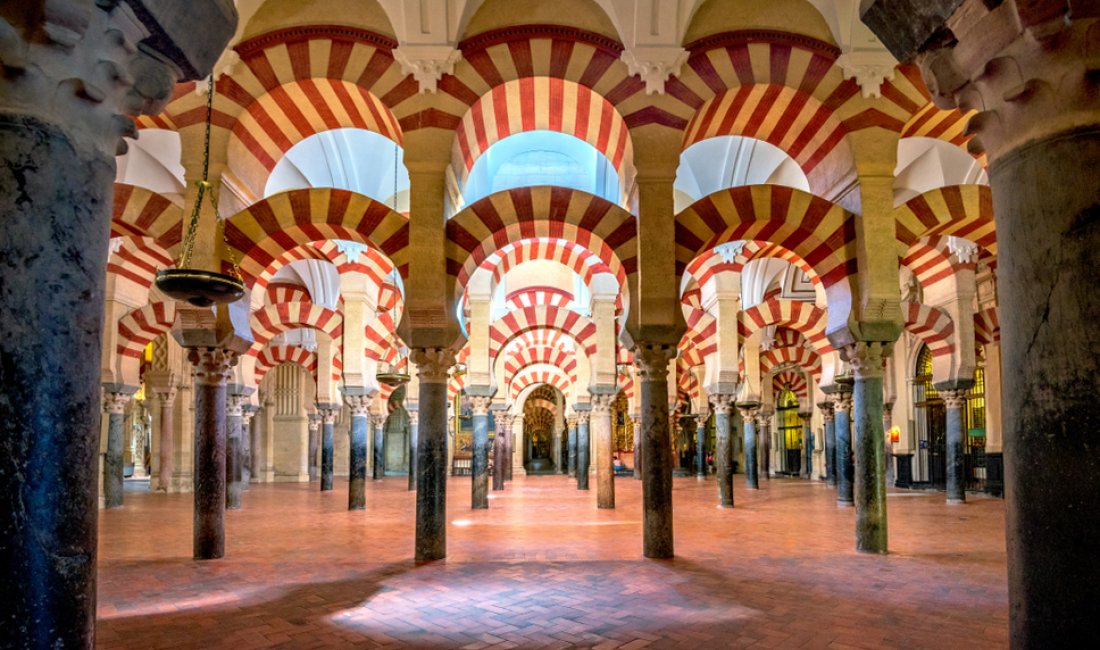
left=103, top=390, right=133, bottom=508
left=848, top=343, right=891, bottom=554
left=859, top=3, right=1100, bottom=642
left=0, top=5, right=233, bottom=644
left=130, top=407, right=148, bottom=479
left=819, top=400, right=836, bottom=486
left=225, top=393, right=245, bottom=510
left=240, top=406, right=255, bottom=489
left=503, top=415, right=514, bottom=481
left=737, top=404, right=760, bottom=490
left=800, top=413, right=814, bottom=479
left=493, top=412, right=509, bottom=491
left=372, top=412, right=386, bottom=481
left=566, top=415, right=578, bottom=477
left=710, top=395, right=735, bottom=508
left=576, top=409, right=591, bottom=490
left=759, top=412, right=772, bottom=480
left=634, top=345, right=677, bottom=558
left=317, top=405, right=338, bottom=492
left=343, top=393, right=371, bottom=511
left=591, top=393, right=616, bottom=509
left=939, top=388, right=971, bottom=505
left=632, top=417, right=642, bottom=480
left=470, top=396, right=492, bottom=509
left=155, top=388, right=178, bottom=492
left=307, top=413, right=321, bottom=482
left=412, top=349, right=453, bottom=561
left=694, top=414, right=707, bottom=480
left=407, top=409, right=418, bottom=491
left=833, top=391, right=854, bottom=506
left=188, top=348, right=238, bottom=560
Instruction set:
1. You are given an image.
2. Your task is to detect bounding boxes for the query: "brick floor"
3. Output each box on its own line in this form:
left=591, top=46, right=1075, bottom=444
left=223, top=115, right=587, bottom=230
left=96, top=476, right=1008, bottom=649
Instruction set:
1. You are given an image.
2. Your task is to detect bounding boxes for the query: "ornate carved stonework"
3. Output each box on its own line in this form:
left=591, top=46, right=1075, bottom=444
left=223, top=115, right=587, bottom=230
left=103, top=391, right=131, bottom=415
left=343, top=394, right=372, bottom=417
left=589, top=393, right=615, bottom=414
left=392, top=46, right=462, bottom=94
left=411, top=347, right=455, bottom=384
left=153, top=387, right=177, bottom=407
left=575, top=410, right=591, bottom=425
left=469, top=395, right=493, bottom=417
left=240, top=405, right=256, bottom=428
left=620, top=47, right=689, bottom=95
left=940, top=389, right=969, bottom=410
left=317, top=406, right=338, bottom=425
left=187, top=348, right=238, bottom=386
left=818, top=402, right=835, bottom=423
left=708, top=393, right=734, bottom=416
left=226, top=394, right=245, bottom=417
left=833, top=392, right=853, bottom=415
left=842, top=341, right=893, bottom=380
left=631, top=344, right=676, bottom=380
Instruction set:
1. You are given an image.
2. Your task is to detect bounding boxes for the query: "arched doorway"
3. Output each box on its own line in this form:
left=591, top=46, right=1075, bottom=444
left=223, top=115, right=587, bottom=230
left=523, top=385, right=564, bottom=474
left=776, top=389, right=802, bottom=475
left=912, top=345, right=945, bottom=486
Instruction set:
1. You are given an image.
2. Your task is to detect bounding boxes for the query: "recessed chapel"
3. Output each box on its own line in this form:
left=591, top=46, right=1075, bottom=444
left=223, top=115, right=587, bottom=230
left=1, top=0, right=1097, bottom=648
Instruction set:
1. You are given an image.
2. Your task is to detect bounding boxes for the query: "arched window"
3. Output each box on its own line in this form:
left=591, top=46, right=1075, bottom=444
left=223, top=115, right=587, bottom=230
left=912, top=345, right=944, bottom=486
left=967, top=347, right=988, bottom=490
left=776, top=389, right=802, bottom=476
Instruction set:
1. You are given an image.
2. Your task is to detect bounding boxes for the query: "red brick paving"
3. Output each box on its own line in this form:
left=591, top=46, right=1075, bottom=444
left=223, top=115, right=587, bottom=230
left=96, top=476, right=1008, bottom=649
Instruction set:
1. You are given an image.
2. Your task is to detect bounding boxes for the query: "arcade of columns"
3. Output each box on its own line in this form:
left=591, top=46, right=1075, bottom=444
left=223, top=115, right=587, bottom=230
left=1, top=1, right=1097, bottom=648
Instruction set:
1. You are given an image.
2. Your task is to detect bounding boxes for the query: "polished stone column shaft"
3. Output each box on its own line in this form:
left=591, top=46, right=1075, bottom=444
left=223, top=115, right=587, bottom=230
left=711, top=395, right=735, bottom=508
left=632, top=418, right=642, bottom=480
left=372, top=413, right=386, bottom=481
left=471, top=396, right=492, bottom=509
left=240, top=407, right=255, bottom=489
left=307, top=414, right=320, bottom=482
left=344, top=394, right=371, bottom=511
left=759, top=413, right=772, bottom=480
left=801, top=413, right=813, bottom=479
left=819, top=401, right=835, bottom=487
left=576, top=410, right=591, bottom=490
left=635, top=345, right=676, bottom=558
left=503, top=418, right=514, bottom=482
left=566, top=416, right=578, bottom=477
left=492, top=413, right=509, bottom=491
left=156, top=388, right=178, bottom=492
left=849, top=343, right=890, bottom=554
left=103, top=391, right=133, bottom=508
left=833, top=392, right=854, bottom=506
left=413, top=349, right=453, bottom=562
left=225, top=393, right=245, bottom=510
left=318, top=406, right=337, bottom=492
left=940, top=389, right=969, bottom=505
left=591, top=393, right=615, bottom=508
left=189, top=348, right=237, bottom=560
left=694, top=415, right=707, bottom=479
left=738, top=405, right=760, bottom=490
left=407, top=410, right=418, bottom=491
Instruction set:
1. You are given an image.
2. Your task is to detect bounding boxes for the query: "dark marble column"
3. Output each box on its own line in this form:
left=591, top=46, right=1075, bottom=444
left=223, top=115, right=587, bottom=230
left=849, top=343, right=891, bottom=554
left=317, top=405, right=337, bottom=492
left=759, top=412, right=772, bottom=481
left=694, top=415, right=707, bottom=479
left=591, top=393, right=615, bottom=509
left=187, top=348, right=238, bottom=560
left=492, top=412, right=508, bottom=491
left=154, top=387, right=178, bottom=492
left=407, top=409, right=418, bottom=491
left=412, top=348, right=453, bottom=562
left=819, top=400, right=835, bottom=486
left=567, top=415, right=578, bottom=477
left=470, top=396, right=492, bottom=509
left=938, top=387, right=971, bottom=505
left=372, top=413, right=386, bottom=481
left=103, top=390, right=134, bottom=508
left=343, top=393, right=371, bottom=511
left=240, top=406, right=255, bottom=489
left=634, top=345, right=676, bottom=558
left=307, top=413, right=320, bottom=482
left=576, top=409, right=591, bottom=490
left=225, top=393, right=245, bottom=510
left=632, top=418, right=642, bottom=480
left=710, top=395, right=735, bottom=508
left=737, top=404, right=760, bottom=490
left=800, top=413, right=813, bottom=479
left=833, top=391, right=854, bottom=506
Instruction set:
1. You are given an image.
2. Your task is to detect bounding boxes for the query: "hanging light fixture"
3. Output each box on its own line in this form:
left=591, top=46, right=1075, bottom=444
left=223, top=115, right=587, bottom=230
left=155, top=75, right=246, bottom=307
left=375, top=143, right=409, bottom=388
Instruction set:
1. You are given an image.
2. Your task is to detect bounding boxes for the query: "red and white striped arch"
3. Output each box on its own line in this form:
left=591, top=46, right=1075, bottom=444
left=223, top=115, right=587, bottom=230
left=505, top=286, right=574, bottom=311
left=738, top=297, right=830, bottom=354
left=974, top=306, right=1000, bottom=346
left=502, top=343, right=579, bottom=382
left=250, top=239, right=401, bottom=311
left=266, top=282, right=311, bottom=305
left=895, top=185, right=996, bottom=257
left=116, top=301, right=178, bottom=360
left=108, top=236, right=174, bottom=292
left=225, top=188, right=409, bottom=288
left=111, top=184, right=183, bottom=253
left=364, top=311, right=401, bottom=362
left=772, top=368, right=809, bottom=402
left=904, top=302, right=955, bottom=358
left=250, top=301, right=343, bottom=349
left=509, top=364, right=576, bottom=404
left=900, top=235, right=977, bottom=291
left=490, top=238, right=612, bottom=287
left=254, top=344, right=319, bottom=385
left=901, top=103, right=981, bottom=163
left=685, top=239, right=820, bottom=290
left=675, top=185, right=853, bottom=290
left=452, top=77, right=632, bottom=192
left=447, top=186, right=636, bottom=304
left=489, top=306, right=598, bottom=361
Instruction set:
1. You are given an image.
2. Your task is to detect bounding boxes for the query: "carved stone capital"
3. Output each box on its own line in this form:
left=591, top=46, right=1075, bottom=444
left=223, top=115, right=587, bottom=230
left=575, top=409, right=591, bottom=425
left=736, top=403, right=760, bottom=421
left=225, top=394, right=245, bottom=417
left=392, top=45, right=462, bottom=94
left=407, top=409, right=419, bottom=427
left=103, top=391, right=132, bottom=415
left=317, top=405, right=339, bottom=425
left=344, top=394, right=372, bottom=417
left=566, top=415, right=578, bottom=428
left=709, top=393, right=735, bottom=416
left=497, top=413, right=515, bottom=430
left=370, top=413, right=386, bottom=428
left=307, top=414, right=321, bottom=432
left=818, top=401, right=835, bottom=422
left=631, top=344, right=676, bottom=380
left=842, top=342, right=893, bottom=380
left=411, top=347, right=456, bottom=384
left=620, top=46, right=689, bottom=95
left=589, top=393, right=615, bottom=414
left=470, top=395, right=493, bottom=417
left=187, top=348, right=238, bottom=386
left=153, top=387, right=178, bottom=407
left=833, top=392, right=853, bottom=414
left=240, top=405, right=256, bottom=427
left=940, top=389, right=970, bottom=409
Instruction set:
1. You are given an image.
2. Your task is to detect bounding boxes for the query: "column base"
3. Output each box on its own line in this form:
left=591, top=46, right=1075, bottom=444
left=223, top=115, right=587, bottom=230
left=837, top=500, right=854, bottom=508
left=947, top=498, right=966, bottom=505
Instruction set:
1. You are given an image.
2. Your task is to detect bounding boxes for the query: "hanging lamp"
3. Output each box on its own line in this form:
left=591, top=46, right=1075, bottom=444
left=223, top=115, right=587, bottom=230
left=155, top=75, right=246, bottom=307
left=375, top=142, right=410, bottom=387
